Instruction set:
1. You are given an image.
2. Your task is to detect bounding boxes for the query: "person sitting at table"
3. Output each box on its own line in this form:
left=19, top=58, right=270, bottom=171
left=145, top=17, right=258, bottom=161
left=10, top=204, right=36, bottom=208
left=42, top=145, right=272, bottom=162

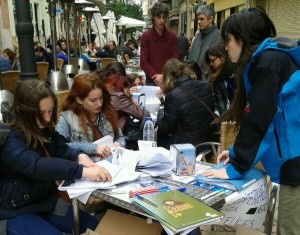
left=0, top=80, right=111, bottom=234
left=2, top=48, right=20, bottom=71
left=98, top=62, right=150, bottom=149
left=123, top=40, right=137, bottom=60
left=35, top=46, right=54, bottom=73
left=126, top=73, right=143, bottom=94
left=95, top=45, right=116, bottom=59
left=56, top=73, right=125, bottom=158
left=156, top=58, right=218, bottom=153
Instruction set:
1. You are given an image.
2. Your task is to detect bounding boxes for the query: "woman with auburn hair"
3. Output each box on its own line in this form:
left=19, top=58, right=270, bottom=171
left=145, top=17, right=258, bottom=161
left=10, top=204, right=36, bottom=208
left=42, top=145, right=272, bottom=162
left=157, top=58, right=217, bottom=152
left=98, top=62, right=149, bottom=149
left=56, top=73, right=125, bottom=159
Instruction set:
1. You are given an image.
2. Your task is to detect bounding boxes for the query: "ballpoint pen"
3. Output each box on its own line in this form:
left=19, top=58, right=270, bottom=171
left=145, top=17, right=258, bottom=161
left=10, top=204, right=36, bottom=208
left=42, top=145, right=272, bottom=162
left=136, top=194, right=158, bottom=207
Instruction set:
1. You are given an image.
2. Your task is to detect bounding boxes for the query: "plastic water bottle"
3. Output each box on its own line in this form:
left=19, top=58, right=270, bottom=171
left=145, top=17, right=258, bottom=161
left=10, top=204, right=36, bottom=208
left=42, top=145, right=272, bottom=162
left=143, top=117, right=155, bottom=141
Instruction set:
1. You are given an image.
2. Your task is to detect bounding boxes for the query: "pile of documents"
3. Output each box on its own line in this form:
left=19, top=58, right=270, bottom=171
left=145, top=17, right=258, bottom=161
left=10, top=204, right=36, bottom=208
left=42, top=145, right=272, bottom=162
left=58, top=160, right=140, bottom=203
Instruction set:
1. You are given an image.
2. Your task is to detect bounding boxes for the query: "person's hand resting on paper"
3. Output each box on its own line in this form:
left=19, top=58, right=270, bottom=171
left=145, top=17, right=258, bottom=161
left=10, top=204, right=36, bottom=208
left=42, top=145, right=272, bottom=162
left=201, top=150, right=230, bottom=179
left=96, top=142, right=120, bottom=159
left=152, top=74, right=163, bottom=86
left=82, top=164, right=112, bottom=182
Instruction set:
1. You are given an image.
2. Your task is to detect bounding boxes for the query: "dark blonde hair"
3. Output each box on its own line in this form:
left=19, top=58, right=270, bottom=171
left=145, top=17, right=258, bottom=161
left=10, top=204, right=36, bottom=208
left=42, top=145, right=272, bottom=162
left=11, top=80, right=58, bottom=148
left=61, top=73, right=119, bottom=140
left=161, top=59, right=196, bottom=94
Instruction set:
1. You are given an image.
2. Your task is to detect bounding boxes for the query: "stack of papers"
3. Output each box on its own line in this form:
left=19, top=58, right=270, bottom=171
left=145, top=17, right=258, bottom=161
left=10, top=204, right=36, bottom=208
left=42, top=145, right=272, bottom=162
left=58, top=160, right=140, bottom=203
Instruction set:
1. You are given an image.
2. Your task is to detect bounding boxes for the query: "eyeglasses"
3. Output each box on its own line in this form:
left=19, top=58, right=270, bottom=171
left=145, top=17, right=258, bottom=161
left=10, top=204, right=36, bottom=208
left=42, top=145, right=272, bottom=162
left=209, top=57, right=218, bottom=63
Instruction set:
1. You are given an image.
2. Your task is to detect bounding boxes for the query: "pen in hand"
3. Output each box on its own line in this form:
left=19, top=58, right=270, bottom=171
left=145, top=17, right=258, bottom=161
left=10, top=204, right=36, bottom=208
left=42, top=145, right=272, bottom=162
left=136, top=194, right=158, bottom=207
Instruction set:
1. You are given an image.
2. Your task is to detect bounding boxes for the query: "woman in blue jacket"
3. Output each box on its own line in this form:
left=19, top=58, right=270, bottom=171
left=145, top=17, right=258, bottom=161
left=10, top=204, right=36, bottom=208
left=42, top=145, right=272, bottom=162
left=202, top=8, right=300, bottom=235
left=0, top=80, right=111, bottom=234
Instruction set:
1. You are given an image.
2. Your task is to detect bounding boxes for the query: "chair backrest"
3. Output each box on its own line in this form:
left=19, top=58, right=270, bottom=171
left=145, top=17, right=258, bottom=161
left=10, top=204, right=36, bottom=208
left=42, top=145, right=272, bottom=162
left=124, top=54, right=130, bottom=65
left=56, top=58, right=64, bottom=71
left=101, top=58, right=116, bottom=69
left=69, top=58, right=78, bottom=69
left=0, top=71, right=20, bottom=95
left=36, top=62, right=49, bottom=81
left=55, top=90, right=69, bottom=115
left=220, top=122, right=237, bottom=151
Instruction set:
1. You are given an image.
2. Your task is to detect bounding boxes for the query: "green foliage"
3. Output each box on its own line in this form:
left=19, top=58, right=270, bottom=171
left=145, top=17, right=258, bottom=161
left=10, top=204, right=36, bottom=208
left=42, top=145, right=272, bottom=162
left=100, top=0, right=144, bottom=21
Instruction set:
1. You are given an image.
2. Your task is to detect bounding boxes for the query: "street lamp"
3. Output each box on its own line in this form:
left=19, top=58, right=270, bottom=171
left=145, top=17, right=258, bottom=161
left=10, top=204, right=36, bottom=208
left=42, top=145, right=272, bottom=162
left=75, top=0, right=94, bottom=72
left=102, top=15, right=113, bottom=44
left=83, top=7, right=101, bottom=45
left=46, top=0, right=69, bottom=91
left=61, top=0, right=78, bottom=80
left=15, top=0, right=39, bottom=80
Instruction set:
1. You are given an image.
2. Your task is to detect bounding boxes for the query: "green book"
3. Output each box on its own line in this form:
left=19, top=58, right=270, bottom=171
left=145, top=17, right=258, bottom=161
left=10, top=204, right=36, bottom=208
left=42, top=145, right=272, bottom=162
left=132, top=190, right=224, bottom=233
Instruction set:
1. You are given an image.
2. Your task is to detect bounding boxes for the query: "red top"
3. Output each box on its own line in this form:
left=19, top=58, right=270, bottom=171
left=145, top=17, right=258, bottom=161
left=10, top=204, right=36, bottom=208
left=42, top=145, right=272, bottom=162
left=140, top=26, right=179, bottom=82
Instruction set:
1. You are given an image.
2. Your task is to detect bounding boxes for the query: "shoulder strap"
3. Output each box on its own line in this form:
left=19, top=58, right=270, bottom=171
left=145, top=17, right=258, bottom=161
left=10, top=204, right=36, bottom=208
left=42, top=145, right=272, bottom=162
left=178, top=85, right=215, bottom=118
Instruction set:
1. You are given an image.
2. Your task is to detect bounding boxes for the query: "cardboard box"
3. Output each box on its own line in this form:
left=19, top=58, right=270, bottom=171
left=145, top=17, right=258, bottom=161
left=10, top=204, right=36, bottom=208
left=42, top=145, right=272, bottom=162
left=95, top=209, right=162, bottom=235
left=170, top=144, right=196, bottom=176
left=236, top=225, right=266, bottom=235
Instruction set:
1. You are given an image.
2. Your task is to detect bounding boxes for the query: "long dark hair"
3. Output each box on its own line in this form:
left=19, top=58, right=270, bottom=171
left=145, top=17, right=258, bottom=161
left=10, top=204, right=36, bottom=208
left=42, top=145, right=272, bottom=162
left=10, top=80, right=58, bottom=148
left=61, top=73, right=119, bottom=139
left=219, top=7, right=276, bottom=128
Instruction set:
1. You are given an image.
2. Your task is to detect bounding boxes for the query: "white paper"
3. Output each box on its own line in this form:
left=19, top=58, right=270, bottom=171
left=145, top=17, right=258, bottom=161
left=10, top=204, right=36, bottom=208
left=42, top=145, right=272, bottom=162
left=136, top=86, right=161, bottom=105
left=93, top=135, right=113, bottom=146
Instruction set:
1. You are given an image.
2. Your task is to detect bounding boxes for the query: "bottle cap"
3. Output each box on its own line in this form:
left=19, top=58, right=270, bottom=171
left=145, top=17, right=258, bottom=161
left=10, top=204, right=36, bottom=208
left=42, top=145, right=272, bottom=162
left=146, top=116, right=152, bottom=121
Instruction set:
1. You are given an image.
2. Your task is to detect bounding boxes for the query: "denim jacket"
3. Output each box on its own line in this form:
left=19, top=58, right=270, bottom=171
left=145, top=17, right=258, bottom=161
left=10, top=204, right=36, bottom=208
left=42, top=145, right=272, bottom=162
left=56, top=110, right=125, bottom=155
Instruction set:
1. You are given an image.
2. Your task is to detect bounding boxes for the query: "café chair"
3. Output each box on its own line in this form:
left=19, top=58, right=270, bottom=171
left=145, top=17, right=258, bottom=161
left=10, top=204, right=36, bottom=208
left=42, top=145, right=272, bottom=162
left=0, top=70, right=20, bottom=95
left=101, top=58, right=116, bottom=69
left=36, top=62, right=49, bottom=81
left=56, top=58, right=64, bottom=71
left=124, top=54, right=130, bottom=65
left=55, top=90, right=69, bottom=115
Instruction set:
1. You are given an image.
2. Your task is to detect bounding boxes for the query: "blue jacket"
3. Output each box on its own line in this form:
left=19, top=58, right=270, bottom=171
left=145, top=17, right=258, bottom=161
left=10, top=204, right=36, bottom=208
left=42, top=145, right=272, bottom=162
left=226, top=38, right=300, bottom=186
left=0, top=127, right=82, bottom=219
left=0, top=56, right=12, bottom=72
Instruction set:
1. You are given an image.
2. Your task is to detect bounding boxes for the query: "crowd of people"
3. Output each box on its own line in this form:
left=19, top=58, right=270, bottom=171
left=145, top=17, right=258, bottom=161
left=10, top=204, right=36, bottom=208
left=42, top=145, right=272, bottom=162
left=0, top=2, right=299, bottom=235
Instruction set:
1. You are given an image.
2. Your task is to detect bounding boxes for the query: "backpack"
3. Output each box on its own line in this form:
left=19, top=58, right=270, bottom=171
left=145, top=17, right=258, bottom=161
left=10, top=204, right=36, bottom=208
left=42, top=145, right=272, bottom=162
left=243, top=36, right=300, bottom=183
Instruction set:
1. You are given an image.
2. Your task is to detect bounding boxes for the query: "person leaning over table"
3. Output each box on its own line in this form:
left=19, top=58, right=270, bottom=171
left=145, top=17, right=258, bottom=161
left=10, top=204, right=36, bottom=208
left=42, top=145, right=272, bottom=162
left=56, top=73, right=125, bottom=159
left=201, top=8, right=300, bottom=235
left=0, top=80, right=111, bottom=235
left=156, top=58, right=217, bottom=153
left=97, top=62, right=150, bottom=149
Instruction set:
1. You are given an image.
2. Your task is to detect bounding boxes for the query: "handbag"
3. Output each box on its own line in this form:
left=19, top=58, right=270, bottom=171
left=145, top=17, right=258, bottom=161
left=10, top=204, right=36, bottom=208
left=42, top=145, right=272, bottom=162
left=123, top=116, right=143, bottom=142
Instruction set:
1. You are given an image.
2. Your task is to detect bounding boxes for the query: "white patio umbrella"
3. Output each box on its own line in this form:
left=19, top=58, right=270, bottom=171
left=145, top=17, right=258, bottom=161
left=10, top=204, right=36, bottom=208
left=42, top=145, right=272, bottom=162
left=115, top=15, right=146, bottom=28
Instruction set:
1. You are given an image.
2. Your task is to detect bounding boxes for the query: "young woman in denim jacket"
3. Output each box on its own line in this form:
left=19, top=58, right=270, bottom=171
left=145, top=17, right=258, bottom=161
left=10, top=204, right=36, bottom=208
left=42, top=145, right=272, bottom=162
left=0, top=80, right=111, bottom=234
left=56, top=73, right=125, bottom=159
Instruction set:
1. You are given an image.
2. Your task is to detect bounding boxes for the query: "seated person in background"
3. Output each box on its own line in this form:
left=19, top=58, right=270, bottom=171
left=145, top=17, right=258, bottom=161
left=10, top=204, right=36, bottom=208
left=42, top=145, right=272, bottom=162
left=56, top=45, right=68, bottom=65
left=157, top=58, right=217, bottom=153
left=205, top=42, right=236, bottom=116
left=0, top=80, right=111, bottom=234
left=85, top=43, right=97, bottom=57
left=56, top=73, right=125, bottom=158
left=126, top=73, right=143, bottom=93
left=60, top=40, right=75, bottom=58
left=123, top=40, right=137, bottom=60
left=35, top=46, right=54, bottom=73
left=98, top=62, right=149, bottom=149
left=0, top=56, right=12, bottom=72
left=96, top=45, right=116, bottom=59
left=2, top=48, right=20, bottom=71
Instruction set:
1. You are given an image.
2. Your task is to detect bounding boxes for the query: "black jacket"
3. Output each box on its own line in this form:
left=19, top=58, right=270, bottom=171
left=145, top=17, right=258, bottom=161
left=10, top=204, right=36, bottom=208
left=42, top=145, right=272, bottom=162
left=157, top=77, right=216, bottom=148
left=0, top=127, right=82, bottom=219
